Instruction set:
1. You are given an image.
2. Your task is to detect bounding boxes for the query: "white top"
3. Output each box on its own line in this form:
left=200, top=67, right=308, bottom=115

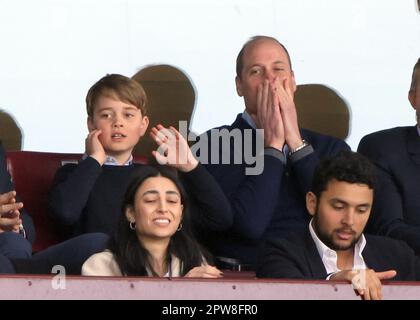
left=82, top=250, right=184, bottom=277
left=308, top=219, right=367, bottom=277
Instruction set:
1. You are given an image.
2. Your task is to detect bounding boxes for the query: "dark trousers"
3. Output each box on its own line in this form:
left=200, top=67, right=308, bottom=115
left=7, top=233, right=109, bottom=275
left=0, top=232, right=32, bottom=259
left=0, top=253, right=15, bottom=273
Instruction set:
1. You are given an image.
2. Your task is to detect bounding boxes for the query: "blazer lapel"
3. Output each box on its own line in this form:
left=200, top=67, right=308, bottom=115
left=304, top=230, right=328, bottom=278
left=407, top=125, right=420, bottom=167
left=360, top=241, right=378, bottom=270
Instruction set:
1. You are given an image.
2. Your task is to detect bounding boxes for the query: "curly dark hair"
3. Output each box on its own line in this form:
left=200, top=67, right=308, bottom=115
left=311, top=150, right=376, bottom=198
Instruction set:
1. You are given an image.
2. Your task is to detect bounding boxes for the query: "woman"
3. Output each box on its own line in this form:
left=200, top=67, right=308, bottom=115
left=82, top=165, right=222, bottom=277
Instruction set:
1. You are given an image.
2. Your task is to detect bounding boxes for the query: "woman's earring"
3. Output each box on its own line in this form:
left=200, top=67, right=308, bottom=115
left=177, top=223, right=183, bottom=231
left=129, top=221, right=136, bottom=230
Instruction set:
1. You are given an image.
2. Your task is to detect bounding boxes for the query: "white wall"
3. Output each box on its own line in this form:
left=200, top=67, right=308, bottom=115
left=0, top=0, right=419, bottom=152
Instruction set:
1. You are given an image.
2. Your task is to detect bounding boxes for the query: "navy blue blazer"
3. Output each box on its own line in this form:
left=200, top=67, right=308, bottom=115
left=358, top=126, right=420, bottom=256
left=200, top=114, right=349, bottom=267
left=0, top=143, right=35, bottom=243
left=257, top=228, right=420, bottom=281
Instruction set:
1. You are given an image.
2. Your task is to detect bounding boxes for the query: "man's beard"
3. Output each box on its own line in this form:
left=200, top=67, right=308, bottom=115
left=313, top=211, right=360, bottom=251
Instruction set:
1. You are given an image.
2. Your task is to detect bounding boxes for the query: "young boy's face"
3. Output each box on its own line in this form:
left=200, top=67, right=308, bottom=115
left=88, top=95, right=149, bottom=158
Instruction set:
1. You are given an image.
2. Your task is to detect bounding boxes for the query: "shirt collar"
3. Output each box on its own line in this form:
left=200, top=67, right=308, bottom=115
left=309, top=219, right=367, bottom=274
left=242, top=110, right=257, bottom=129
left=83, top=154, right=133, bottom=166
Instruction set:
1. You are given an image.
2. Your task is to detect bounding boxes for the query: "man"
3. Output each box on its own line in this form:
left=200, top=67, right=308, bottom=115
left=0, top=142, right=34, bottom=260
left=0, top=141, right=109, bottom=274
left=199, top=36, right=349, bottom=269
left=358, top=58, right=420, bottom=256
left=257, top=151, right=420, bottom=300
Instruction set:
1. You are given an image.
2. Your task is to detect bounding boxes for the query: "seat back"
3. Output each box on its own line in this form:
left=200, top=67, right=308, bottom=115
left=6, top=151, right=148, bottom=252
left=132, top=64, right=196, bottom=157
left=295, top=84, right=350, bottom=140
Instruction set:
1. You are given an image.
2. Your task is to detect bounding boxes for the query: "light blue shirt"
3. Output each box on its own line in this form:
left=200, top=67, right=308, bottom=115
left=241, top=110, right=257, bottom=129
left=83, top=154, right=133, bottom=166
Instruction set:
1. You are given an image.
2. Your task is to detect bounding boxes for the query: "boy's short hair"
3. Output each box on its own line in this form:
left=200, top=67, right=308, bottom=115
left=311, top=150, right=376, bottom=198
left=410, top=58, right=420, bottom=92
left=86, top=74, right=148, bottom=117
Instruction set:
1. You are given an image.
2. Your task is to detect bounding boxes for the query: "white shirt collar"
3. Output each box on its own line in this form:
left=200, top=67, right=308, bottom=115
left=309, top=219, right=367, bottom=275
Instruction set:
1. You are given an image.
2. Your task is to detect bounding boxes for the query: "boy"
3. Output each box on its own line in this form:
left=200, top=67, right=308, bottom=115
left=49, top=74, right=232, bottom=239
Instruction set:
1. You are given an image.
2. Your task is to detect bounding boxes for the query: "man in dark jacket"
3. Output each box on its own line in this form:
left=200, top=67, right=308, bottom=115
left=257, top=151, right=420, bottom=300
left=358, top=58, right=420, bottom=256
left=200, top=36, right=349, bottom=269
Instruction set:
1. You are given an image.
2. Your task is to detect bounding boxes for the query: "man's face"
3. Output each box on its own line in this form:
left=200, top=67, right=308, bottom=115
left=235, top=39, right=296, bottom=115
left=307, top=180, right=373, bottom=251
left=409, top=70, right=420, bottom=124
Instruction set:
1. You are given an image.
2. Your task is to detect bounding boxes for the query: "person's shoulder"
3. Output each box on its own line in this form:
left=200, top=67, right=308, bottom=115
left=200, top=114, right=247, bottom=136
left=55, top=161, right=78, bottom=175
left=301, top=128, right=343, bottom=142
left=358, top=126, right=413, bottom=157
left=82, top=250, right=122, bottom=276
left=301, top=128, right=349, bottom=151
left=360, top=126, right=412, bottom=145
left=365, top=234, right=413, bottom=253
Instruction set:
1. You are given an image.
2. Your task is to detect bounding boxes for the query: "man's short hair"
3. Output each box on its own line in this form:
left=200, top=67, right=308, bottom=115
left=410, top=58, right=420, bottom=92
left=86, top=74, right=148, bottom=117
left=236, top=35, right=293, bottom=79
left=311, top=150, right=376, bottom=198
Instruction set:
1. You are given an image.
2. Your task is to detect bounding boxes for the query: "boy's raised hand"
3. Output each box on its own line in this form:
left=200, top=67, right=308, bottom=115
left=86, top=129, right=106, bottom=165
left=150, top=124, right=198, bottom=172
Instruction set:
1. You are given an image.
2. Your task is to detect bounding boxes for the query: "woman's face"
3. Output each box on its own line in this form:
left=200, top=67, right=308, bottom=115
left=126, top=176, right=183, bottom=241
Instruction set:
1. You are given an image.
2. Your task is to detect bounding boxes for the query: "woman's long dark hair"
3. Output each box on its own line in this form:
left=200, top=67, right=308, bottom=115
left=109, top=165, right=212, bottom=276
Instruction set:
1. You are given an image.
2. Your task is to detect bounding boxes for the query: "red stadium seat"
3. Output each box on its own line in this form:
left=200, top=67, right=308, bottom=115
left=6, top=151, right=148, bottom=252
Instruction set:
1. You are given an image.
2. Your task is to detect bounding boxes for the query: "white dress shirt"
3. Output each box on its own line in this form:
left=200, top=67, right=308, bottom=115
left=309, top=219, right=367, bottom=278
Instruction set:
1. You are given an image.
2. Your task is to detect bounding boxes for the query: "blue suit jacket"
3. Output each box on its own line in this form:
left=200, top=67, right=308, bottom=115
left=257, top=228, right=420, bottom=281
left=200, top=114, right=349, bottom=267
left=0, top=143, right=35, bottom=243
left=358, top=126, right=420, bottom=256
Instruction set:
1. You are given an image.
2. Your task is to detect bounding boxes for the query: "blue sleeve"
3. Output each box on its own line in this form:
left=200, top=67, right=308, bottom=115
left=48, top=156, right=102, bottom=226
left=180, top=163, right=233, bottom=232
